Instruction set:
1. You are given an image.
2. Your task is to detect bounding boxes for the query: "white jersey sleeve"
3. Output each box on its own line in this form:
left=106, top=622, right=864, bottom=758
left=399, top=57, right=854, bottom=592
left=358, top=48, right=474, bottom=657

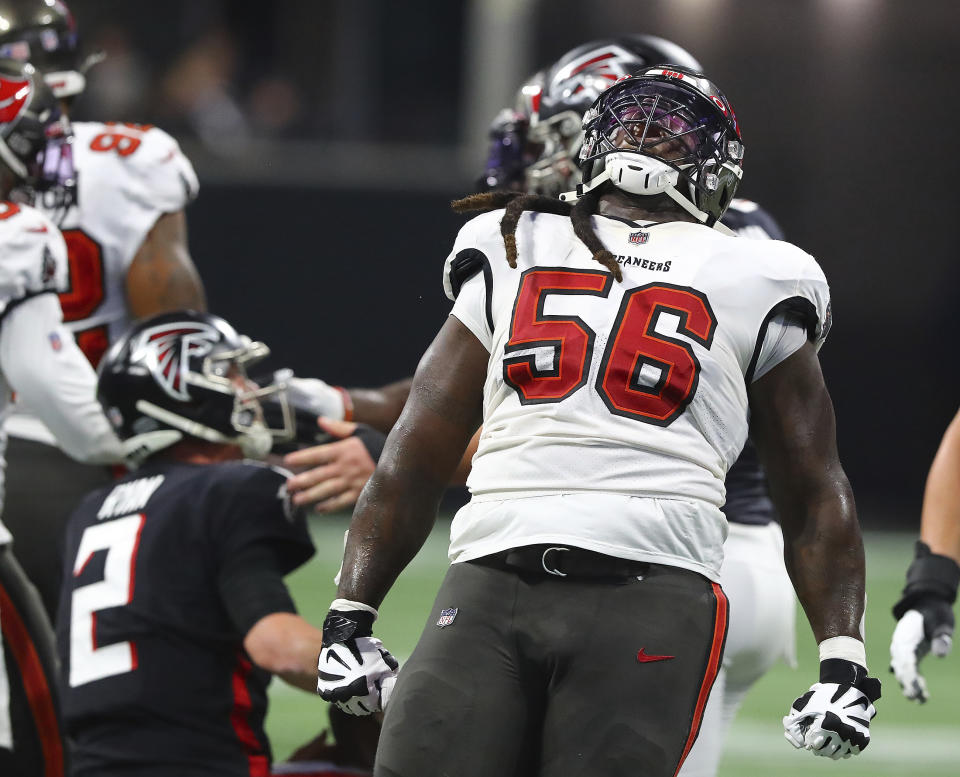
left=0, top=202, right=67, bottom=313
left=0, top=292, right=122, bottom=464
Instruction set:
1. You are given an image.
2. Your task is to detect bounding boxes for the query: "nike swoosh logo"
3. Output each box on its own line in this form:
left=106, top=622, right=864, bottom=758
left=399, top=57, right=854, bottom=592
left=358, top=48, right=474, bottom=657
left=27, top=225, right=49, bottom=233
left=637, top=648, right=675, bottom=663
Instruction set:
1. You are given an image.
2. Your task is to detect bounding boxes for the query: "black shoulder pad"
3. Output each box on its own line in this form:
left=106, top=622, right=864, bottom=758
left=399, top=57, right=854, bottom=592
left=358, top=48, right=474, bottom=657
left=448, top=248, right=489, bottom=299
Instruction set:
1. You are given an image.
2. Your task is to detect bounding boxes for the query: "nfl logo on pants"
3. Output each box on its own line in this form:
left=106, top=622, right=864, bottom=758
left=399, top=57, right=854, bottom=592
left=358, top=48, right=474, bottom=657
left=436, top=608, right=458, bottom=628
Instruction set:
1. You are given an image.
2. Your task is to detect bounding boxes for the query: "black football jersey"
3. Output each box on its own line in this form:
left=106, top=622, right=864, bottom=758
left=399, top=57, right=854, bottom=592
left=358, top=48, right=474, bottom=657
left=56, top=459, right=315, bottom=777
left=719, top=199, right=785, bottom=526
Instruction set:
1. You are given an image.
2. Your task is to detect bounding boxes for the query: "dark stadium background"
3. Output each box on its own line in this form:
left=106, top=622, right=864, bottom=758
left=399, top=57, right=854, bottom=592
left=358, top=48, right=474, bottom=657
left=66, top=0, right=960, bottom=527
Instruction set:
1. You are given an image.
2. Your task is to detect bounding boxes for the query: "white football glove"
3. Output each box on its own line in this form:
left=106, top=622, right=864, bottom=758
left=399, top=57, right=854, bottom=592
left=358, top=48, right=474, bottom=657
left=783, top=662, right=880, bottom=759
left=889, top=606, right=953, bottom=703
left=890, top=541, right=958, bottom=703
left=316, top=605, right=398, bottom=716
left=275, top=369, right=349, bottom=421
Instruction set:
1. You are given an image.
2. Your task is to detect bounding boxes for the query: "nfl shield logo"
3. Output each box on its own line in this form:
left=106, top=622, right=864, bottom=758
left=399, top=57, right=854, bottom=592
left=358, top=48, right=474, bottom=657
left=628, top=231, right=649, bottom=245
left=436, top=608, right=458, bottom=628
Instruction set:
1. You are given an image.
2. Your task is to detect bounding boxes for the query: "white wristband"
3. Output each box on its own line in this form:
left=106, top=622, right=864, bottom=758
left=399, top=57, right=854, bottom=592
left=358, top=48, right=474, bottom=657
left=330, top=598, right=378, bottom=619
left=818, top=636, right=867, bottom=670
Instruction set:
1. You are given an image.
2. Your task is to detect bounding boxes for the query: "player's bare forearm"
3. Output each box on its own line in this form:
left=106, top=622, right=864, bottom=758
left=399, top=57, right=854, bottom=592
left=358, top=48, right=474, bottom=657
left=336, top=318, right=486, bottom=607
left=347, top=377, right=414, bottom=435
left=126, top=210, right=207, bottom=318
left=244, top=612, right=325, bottom=692
left=750, top=342, right=866, bottom=643
left=919, top=408, right=960, bottom=563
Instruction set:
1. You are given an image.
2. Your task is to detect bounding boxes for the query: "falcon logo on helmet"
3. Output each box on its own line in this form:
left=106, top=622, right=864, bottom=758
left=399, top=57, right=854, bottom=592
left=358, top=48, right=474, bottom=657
left=98, top=311, right=296, bottom=467
left=131, top=322, right=220, bottom=401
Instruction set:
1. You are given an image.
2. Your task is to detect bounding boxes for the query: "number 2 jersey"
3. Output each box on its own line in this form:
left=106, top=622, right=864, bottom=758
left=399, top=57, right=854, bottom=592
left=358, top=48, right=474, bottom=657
left=4, top=121, right=199, bottom=446
left=55, top=460, right=314, bottom=777
left=443, top=209, right=830, bottom=581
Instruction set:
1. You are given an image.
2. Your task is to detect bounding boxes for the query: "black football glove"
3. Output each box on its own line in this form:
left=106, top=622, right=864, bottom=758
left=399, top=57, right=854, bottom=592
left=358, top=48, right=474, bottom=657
left=783, top=658, right=881, bottom=759
left=316, top=603, right=398, bottom=716
left=890, top=541, right=959, bottom=702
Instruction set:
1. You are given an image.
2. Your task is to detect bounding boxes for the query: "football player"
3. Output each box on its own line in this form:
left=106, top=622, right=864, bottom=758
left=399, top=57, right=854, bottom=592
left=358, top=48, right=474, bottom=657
left=0, top=0, right=206, bottom=623
left=890, top=407, right=960, bottom=702
left=289, top=36, right=796, bottom=777
left=317, top=67, right=881, bottom=775
left=56, top=311, right=374, bottom=777
left=493, top=37, right=798, bottom=777
left=0, top=58, right=122, bottom=777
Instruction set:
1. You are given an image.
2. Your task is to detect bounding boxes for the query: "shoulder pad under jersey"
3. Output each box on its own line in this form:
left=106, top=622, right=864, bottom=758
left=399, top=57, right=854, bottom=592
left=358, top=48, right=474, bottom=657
left=0, top=202, right=68, bottom=317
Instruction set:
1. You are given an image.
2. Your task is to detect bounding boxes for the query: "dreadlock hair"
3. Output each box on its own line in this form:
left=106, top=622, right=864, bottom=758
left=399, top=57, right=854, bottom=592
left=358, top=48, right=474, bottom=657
left=451, top=188, right=623, bottom=282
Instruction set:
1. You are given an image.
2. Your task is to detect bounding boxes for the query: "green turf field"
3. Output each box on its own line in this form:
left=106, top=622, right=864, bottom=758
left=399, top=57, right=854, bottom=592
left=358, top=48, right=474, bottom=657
left=267, top=517, right=960, bottom=775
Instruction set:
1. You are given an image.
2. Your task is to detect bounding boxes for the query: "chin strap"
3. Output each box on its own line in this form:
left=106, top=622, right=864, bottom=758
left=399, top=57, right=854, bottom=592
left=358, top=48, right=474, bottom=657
left=560, top=162, right=737, bottom=237
left=558, top=169, right=611, bottom=203
left=662, top=185, right=737, bottom=236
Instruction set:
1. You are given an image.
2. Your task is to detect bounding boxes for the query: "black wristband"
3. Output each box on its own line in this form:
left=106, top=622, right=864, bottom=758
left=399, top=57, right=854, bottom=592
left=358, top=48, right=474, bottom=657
left=353, top=424, right=386, bottom=463
left=819, top=658, right=881, bottom=702
left=892, top=541, right=960, bottom=620
left=322, top=609, right=375, bottom=647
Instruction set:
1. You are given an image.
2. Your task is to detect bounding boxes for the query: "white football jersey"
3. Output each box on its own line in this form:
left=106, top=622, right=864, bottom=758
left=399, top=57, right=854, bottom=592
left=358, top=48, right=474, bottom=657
left=6, top=121, right=198, bottom=445
left=0, top=202, right=68, bottom=543
left=443, top=210, right=830, bottom=579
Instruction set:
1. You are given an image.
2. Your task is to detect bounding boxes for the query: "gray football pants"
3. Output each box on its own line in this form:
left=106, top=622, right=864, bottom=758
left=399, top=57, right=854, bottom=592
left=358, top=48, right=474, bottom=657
left=375, top=553, right=728, bottom=777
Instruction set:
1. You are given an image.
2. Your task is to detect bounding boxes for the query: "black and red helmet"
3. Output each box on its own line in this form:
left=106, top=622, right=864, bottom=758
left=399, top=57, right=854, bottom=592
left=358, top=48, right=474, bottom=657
left=97, top=311, right=292, bottom=465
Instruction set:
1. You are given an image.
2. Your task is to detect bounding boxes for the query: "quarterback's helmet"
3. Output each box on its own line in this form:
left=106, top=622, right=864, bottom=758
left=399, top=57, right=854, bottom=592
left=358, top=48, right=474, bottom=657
left=0, top=58, right=74, bottom=210
left=97, top=311, right=293, bottom=466
left=0, top=0, right=91, bottom=98
left=572, top=66, right=744, bottom=230
left=480, top=35, right=703, bottom=196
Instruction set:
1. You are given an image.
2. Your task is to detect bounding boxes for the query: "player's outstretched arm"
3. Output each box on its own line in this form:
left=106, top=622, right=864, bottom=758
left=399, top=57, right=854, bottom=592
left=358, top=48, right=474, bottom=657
left=0, top=293, right=122, bottom=463
left=889, top=408, right=960, bottom=702
left=347, top=377, right=415, bottom=435
left=749, top=341, right=880, bottom=759
left=126, top=210, right=207, bottom=318
left=317, top=316, right=486, bottom=714
left=918, top=409, right=960, bottom=562
left=244, top=612, right=325, bottom=692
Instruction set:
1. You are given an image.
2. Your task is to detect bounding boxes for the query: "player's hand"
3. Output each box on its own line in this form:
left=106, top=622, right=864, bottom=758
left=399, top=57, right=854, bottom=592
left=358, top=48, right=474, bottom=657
left=284, top=418, right=376, bottom=513
left=276, top=370, right=350, bottom=421
left=317, top=603, right=399, bottom=716
left=890, top=541, right=959, bottom=702
left=783, top=659, right=880, bottom=759
left=889, top=602, right=954, bottom=702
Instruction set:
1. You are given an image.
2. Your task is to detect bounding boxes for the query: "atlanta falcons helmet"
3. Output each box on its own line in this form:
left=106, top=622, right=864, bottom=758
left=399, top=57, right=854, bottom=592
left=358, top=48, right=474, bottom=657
left=481, top=35, right=703, bottom=196
left=571, top=65, right=744, bottom=230
left=0, top=0, right=94, bottom=98
left=97, top=311, right=293, bottom=466
left=0, top=58, right=74, bottom=211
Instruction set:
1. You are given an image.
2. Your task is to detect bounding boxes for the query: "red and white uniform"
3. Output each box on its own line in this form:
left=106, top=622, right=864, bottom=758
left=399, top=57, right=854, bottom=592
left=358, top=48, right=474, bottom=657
left=0, top=201, right=120, bottom=749
left=4, top=121, right=199, bottom=447
left=0, top=202, right=120, bottom=544
left=443, top=210, right=829, bottom=581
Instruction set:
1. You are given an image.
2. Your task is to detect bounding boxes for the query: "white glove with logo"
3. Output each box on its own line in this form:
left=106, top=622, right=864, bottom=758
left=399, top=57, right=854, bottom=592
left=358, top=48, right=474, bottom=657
left=890, top=541, right=958, bottom=703
left=316, top=602, right=399, bottom=716
left=783, top=659, right=881, bottom=759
